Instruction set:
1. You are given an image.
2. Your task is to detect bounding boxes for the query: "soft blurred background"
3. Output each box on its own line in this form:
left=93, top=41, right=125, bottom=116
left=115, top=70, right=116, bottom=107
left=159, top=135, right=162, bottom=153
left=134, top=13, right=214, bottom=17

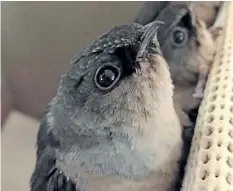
left=1, top=2, right=143, bottom=191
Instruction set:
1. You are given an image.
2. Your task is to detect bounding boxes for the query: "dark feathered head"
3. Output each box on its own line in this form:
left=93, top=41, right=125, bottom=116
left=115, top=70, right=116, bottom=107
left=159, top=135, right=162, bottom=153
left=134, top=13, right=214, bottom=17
left=46, top=22, right=180, bottom=162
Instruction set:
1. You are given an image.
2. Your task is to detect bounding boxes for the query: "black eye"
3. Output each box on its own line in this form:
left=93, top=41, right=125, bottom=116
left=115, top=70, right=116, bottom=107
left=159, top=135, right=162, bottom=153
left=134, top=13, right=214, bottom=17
left=94, top=64, right=121, bottom=90
left=171, top=27, right=188, bottom=47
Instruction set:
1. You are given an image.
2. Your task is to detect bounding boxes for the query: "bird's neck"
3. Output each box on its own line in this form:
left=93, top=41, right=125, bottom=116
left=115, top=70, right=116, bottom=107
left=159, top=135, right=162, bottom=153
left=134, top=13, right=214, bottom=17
left=56, top=103, right=182, bottom=181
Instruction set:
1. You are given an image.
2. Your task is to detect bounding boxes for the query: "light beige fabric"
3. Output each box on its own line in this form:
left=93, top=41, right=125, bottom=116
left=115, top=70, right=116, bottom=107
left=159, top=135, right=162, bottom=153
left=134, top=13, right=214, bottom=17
left=181, top=2, right=233, bottom=191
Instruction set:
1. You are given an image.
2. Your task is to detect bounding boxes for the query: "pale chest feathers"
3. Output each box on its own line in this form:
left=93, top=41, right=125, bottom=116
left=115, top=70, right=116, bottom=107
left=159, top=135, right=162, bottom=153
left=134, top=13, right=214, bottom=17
left=53, top=55, right=182, bottom=190
left=55, top=107, right=182, bottom=190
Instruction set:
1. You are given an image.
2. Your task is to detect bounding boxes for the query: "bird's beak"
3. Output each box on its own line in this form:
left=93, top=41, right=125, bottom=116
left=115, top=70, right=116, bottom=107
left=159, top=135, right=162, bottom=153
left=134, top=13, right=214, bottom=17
left=136, top=21, right=164, bottom=62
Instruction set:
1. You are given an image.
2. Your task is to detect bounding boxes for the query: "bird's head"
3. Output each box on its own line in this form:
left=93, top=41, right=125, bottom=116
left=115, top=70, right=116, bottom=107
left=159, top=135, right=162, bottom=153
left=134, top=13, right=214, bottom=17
left=47, top=21, right=178, bottom=149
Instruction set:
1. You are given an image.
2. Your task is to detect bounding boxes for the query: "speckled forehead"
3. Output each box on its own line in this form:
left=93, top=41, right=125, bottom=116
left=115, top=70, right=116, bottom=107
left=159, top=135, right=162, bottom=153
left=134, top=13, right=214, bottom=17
left=89, top=24, right=142, bottom=54
left=66, top=23, right=142, bottom=80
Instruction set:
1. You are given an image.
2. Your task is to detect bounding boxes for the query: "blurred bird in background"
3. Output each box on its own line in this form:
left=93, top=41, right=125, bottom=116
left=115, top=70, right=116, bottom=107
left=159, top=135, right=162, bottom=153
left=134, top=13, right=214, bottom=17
left=135, top=1, right=223, bottom=128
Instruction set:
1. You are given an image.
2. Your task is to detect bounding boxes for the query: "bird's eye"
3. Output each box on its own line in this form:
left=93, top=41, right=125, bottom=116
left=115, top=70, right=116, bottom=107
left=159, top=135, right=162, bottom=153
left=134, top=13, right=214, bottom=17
left=94, top=64, right=121, bottom=90
left=171, top=27, right=188, bottom=47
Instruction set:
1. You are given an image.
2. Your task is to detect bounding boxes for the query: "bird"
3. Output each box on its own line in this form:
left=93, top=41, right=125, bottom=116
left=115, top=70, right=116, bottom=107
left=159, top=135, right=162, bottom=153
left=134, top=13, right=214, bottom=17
left=30, top=21, right=184, bottom=191
left=134, top=1, right=222, bottom=127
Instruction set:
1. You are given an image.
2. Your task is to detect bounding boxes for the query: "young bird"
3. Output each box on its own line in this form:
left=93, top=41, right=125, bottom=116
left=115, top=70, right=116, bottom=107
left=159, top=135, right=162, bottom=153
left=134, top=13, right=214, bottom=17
left=30, top=21, right=183, bottom=191
left=134, top=2, right=223, bottom=127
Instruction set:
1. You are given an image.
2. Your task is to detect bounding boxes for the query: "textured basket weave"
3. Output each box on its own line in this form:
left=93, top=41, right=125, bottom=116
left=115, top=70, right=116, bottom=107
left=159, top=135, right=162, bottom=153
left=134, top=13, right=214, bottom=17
left=181, top=2, right=233, bottom=191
